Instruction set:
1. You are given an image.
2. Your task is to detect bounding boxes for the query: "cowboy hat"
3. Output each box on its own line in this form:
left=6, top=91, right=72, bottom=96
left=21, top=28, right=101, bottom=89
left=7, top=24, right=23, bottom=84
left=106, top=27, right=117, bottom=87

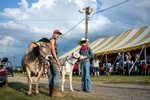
left=78, top=38, right=89, bottom=46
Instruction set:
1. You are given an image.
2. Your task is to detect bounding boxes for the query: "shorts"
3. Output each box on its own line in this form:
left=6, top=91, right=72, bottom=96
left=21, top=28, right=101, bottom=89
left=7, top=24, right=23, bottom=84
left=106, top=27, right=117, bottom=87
left=93, top=67, right=99, bottom=72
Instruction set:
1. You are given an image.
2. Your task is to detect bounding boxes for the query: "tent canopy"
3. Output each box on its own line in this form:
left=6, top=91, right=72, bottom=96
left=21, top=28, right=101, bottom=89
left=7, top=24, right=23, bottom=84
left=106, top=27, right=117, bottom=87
left=59, top=26, right=150, bottom=59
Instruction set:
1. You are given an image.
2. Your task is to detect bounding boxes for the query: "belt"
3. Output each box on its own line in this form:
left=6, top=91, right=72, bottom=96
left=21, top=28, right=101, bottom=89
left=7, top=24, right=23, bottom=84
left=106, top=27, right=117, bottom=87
left=82, top=59, right=89, bottom=62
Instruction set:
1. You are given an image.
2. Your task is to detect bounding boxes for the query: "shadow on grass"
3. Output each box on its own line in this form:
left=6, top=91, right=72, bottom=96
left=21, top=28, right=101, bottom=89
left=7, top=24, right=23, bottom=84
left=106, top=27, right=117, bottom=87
left=8, top=82, right=28, bottom=95
left=8, top=82, right=49, bottom=96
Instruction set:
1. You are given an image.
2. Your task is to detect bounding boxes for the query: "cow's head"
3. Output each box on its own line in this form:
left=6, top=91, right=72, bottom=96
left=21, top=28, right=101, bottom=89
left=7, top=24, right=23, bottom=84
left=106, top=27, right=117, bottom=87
left=32, top=38, right=52, bottom=60
left=72, top=52, right=84, bottom=60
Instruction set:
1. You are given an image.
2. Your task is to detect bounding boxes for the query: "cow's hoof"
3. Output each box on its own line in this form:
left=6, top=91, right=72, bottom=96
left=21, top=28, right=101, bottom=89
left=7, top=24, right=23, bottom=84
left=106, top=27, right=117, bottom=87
left=35, top=90, right=39, bottom=95
left=35, top=92, right=40, bottom=95
left=27, top=93, right=32, bottom=96
left=70, top=90, right=74, bottom=92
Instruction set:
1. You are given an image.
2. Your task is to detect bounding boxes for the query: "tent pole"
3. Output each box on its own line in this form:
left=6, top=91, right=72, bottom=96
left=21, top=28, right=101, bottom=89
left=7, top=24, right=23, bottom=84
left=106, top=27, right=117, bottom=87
left=129, top=47, right=145, bottom=74
left=106, top=54, right=108, bottom=67
left=112, top=56, right=118, bottom=75
left=99, top=53, right=105, bottom=62
left=122, top=52, right=124, bottom=66
left=144, top=48, right=147, bottom=64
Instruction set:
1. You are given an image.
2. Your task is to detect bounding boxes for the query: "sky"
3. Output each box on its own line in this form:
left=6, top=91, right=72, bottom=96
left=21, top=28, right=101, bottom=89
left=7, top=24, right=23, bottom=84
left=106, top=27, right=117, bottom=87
left=0, top=0, right=150, bottom=66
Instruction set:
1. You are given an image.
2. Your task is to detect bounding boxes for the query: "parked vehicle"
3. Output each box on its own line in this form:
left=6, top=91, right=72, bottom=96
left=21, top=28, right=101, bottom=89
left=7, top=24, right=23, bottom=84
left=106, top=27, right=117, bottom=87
left=1, top=57, right=14, bottom=77
left=0, top=65, right=8, bottom=87
left=6, top=61, right=14, bottom=77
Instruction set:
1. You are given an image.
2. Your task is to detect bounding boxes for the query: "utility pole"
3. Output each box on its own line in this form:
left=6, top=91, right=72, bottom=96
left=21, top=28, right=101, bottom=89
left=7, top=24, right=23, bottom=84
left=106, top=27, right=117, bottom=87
left=85, top=7, right=89, bottom=40
left=12, top=53, right=15, bottom=69
left=79, top=6, right=93, bottom=40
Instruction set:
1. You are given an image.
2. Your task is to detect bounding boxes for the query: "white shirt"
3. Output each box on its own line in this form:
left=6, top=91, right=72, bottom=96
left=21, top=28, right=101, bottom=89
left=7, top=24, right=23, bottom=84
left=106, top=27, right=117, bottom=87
left=93, top=60, right=100, bottom=67
left=126, top=55, right=131, bottom=63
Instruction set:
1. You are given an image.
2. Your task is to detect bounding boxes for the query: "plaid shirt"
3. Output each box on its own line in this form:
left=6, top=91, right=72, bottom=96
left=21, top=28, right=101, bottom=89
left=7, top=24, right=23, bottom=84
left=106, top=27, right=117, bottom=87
left=79, top=46, right=93, bottom=59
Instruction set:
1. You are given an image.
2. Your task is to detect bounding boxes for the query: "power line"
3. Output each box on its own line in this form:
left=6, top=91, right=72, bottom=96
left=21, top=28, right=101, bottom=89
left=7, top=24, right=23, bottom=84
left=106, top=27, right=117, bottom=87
left=59, top=18, right=85, bottom=39
left=91, top=0, right=129, bottom=18
left=0, top=18, right=83, bottom=21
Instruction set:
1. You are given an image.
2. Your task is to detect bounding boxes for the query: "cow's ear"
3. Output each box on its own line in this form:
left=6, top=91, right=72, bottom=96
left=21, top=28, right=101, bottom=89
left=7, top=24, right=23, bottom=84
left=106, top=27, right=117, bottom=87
left=30, top=42, right=38, bottom=47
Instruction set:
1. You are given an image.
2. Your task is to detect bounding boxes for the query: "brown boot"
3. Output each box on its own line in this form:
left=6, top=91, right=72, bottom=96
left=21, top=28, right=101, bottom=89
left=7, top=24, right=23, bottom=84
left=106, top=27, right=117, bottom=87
left=52, top=85, right=65, bottom=98
left=49, top=85, right=53, bottom=96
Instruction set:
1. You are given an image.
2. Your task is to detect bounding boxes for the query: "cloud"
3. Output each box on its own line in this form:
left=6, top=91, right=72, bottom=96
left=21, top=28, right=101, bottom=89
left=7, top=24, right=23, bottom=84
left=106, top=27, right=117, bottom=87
left=0, top=36, right=14, bottom=45
left=0, top=0, right=150, bottom=66
left=89, top=14, right=111, bottom=30
left=18, top=0, right=29, bottom=9
left=0, top=21, right=26, bottom=29
left=74, top=0, right=84, bottom=7
left=31, top=0, right=54, bottom=9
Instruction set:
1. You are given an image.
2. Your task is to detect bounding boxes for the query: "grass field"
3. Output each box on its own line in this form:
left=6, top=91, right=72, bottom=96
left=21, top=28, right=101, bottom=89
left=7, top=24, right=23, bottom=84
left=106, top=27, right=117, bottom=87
left=72, top=75, right=150, bottom=85
left=0, top=73, right=149, bottom=100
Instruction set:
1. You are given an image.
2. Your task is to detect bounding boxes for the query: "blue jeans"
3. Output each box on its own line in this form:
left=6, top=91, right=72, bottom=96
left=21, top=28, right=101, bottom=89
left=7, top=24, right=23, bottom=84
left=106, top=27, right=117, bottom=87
left=81, top=59, right=92, bottom=91
left=49, top=58, right=60, bottom=86
left=126, top=63, right=132, bottom=73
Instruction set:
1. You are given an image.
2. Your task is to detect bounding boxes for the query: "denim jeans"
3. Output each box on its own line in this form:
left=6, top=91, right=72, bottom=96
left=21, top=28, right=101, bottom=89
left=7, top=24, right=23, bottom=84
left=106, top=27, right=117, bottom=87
left=126, top=63, right=132, bottom=74
left=81, top=59, right=92, bottom=91
left=49, top=58, right=60, bottom=86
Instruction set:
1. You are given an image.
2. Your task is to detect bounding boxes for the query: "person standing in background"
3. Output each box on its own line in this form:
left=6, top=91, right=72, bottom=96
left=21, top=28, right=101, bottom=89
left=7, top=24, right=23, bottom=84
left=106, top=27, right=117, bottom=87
left=125, top=52, right=132, bottom=75
left=92, top=56, right=100, bottom=77
left=117, top=52, right=124, bottom=74
left=73, top=61, right=79, bottom=76
left=117, top=52, right=123, bottom=67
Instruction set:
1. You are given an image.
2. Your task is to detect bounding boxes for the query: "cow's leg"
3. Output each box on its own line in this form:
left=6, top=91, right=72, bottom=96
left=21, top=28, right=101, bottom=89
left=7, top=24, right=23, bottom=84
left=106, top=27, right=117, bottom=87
left=35, top=69, right=39, bottom=76
left=35, top=61, right=40, bottom=76
left=61, top=71, right=65, bottom=92
left=35, top=66, right=43, bottom=94
left=69, top=72, right=74, bottom=92
left=26, top=67, right=33, bottom=95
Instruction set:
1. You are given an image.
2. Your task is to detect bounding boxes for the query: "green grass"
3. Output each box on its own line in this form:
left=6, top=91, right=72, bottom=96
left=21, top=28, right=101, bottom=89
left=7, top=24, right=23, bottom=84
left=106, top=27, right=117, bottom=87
left=14, top=72, right=27, bottom=77
left=71, top=75, right=150, bottom=85
left=0, top=82, right=103, bottom=100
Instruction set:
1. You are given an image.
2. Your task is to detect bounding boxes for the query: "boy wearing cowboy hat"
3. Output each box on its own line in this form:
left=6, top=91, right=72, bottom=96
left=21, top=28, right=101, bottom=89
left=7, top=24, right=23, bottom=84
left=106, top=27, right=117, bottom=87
left=78, top=38, right=93, bottom=93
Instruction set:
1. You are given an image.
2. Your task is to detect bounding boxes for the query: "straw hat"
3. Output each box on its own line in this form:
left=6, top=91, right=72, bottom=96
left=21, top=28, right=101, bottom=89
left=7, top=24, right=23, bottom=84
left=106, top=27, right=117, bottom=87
left=78, top=38, right=89, bottom=46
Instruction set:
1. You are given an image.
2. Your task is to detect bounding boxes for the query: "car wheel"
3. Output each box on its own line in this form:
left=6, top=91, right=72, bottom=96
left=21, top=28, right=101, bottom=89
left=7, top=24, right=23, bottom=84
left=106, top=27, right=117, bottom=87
left=0, top=84, right=3, bottom=87
left=2, top=76, right=8, bottom=87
